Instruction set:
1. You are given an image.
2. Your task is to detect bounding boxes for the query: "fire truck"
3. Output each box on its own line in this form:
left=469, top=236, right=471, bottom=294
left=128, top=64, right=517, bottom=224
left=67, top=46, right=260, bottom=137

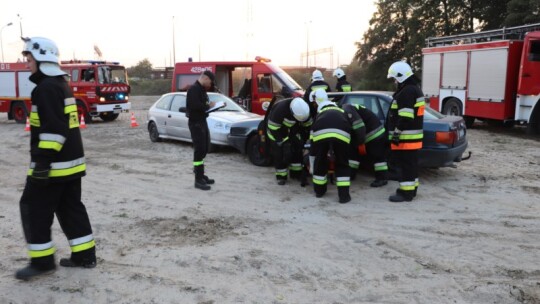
left=422, top=23, right=540, bottom=134
left=0, top=60, right=131, bottom=123
left=171, top=56, right=304, bottom=115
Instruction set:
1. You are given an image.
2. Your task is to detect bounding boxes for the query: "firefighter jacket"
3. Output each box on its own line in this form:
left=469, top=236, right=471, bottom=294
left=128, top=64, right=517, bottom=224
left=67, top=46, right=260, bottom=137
left=343, top=104, right=385, bottom=143
left=386, top=77, right=425, bottom=150
left=304, top=80, right=332, bottom=120
left=186, top=80, right=210, bottom=122
left=27, top=71, right=85, bottom=182
left=267, top=99, right=313, bottom=143
left=336, top=77, right=352, bottom=92
left=310, top=103, right=364, bottom=146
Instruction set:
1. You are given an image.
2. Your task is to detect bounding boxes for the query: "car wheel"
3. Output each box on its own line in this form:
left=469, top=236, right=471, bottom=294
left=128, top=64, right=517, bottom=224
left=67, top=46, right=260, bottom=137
left=247, top=135, right=272, bottom=166
left=443, top=98, right=462, bottom=116
left=148, top=121, right=162, bottom=142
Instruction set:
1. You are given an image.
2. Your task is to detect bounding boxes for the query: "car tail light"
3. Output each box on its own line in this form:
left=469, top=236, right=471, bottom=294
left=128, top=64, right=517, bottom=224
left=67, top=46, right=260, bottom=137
left=435, top=131, right=456, bottom=145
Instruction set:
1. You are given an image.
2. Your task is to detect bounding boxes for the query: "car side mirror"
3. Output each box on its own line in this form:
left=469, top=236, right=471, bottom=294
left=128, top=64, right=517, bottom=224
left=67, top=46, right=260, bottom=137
left=179, top=107, right=186, bottom=113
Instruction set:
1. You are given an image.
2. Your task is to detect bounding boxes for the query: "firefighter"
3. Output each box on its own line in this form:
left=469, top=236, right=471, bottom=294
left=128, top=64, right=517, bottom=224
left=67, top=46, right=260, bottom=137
left=267, top=97, right=312, bottom=185
left=16, top=37, right=96, bottom=280
left=386, top=61, right=425, bottom=202
left=342, top=103, right=389, bottom=187
left=332, top=68, right=352, bottom=92
left=309, top=89, right=365, bottom=203
left=186, top=70, right=217, bottom=190
left=303, top=69, right=331, bottom=119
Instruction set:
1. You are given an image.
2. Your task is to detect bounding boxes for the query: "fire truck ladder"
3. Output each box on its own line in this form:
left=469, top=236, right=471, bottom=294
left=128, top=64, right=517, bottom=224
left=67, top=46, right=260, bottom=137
left=426, top=22, right=540, bottom=47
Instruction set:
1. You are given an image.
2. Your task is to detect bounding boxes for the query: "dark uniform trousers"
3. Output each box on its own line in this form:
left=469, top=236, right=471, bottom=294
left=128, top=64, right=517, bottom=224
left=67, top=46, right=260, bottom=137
left=312, top=138, right=350, bottom=199
left=392, top=149, right=419, bottom=199
left=189, top=120, right=210, bottom=178
left=350, top=135, right=389, bottom=181
left=20, top=178, right=94, bottom=267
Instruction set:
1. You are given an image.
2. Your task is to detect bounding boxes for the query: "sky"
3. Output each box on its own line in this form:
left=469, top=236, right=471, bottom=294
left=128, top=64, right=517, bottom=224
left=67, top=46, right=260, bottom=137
left=0, top=0, right=377, bottom=69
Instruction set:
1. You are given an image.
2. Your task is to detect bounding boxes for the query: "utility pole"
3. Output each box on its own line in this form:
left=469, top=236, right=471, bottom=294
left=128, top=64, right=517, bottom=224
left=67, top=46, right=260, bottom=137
left=172, top=16, right=176, bottom=65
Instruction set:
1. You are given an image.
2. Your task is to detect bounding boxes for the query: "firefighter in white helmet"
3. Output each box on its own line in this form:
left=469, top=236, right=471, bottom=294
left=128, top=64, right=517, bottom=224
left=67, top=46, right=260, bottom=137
left=308, top=89, right=365, bottom=203
left=16, top=37, right=97, bottom=280
left=266, top=97, right=312, bottom=185
left=303, top=69, right=331, bottom=119
left=386, top=61, right=425, bottom=202
left=332, top=68, right=352, bottom=92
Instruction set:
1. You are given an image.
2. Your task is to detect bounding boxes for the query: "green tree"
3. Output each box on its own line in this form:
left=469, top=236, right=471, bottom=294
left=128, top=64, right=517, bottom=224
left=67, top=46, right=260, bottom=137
left=505, top=0, right=540, bottom=26
left=127, top=58, right=153, bottom=80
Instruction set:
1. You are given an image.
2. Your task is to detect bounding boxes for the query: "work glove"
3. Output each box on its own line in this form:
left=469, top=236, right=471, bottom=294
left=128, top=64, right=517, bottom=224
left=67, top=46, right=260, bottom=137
left=31, top=163, right=51, bottom=185
left=391, top=129, right=401, bottom=146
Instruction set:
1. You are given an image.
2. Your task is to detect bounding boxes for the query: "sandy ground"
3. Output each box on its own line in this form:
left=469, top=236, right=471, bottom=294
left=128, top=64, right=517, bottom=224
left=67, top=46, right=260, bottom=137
left=0, top=96, right=539, bottom=304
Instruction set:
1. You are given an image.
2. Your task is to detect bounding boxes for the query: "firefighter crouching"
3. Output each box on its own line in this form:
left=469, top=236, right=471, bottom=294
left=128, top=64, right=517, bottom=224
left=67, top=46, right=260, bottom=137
left=267, top=97, right=312, bottom=185
left=386, top=61, right=425, bottom=202
left=16, top=37, right=96, bottom=280
left=309, top=89, right=365, bottom=203
left=342, top=103, right=389, bottom=187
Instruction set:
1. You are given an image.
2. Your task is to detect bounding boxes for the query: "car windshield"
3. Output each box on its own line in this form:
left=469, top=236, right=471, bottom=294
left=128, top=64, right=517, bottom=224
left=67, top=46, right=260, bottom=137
left=208, top=93, right=244, bottom=112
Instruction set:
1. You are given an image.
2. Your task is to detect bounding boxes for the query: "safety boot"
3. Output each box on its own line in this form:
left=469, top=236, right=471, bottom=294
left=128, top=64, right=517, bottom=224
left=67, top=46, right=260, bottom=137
left=389, top=190, right=413, bottom=202
left=194, top=165, right=211, bottom=190
left=195, top=179, right=211, bottom=190
left=370, top=179, right=388, bottom=187
left=59, top=257, right=96, bottom=268
left=15, top=255, right=56, bottom=281
left=338, top=187, right=351, bottom=204
left=203, top=175, right=215, bottom=185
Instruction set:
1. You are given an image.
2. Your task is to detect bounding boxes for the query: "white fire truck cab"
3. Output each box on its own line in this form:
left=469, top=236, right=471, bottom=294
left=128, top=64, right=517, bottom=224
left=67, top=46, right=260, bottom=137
left=422, top=23, right=540, bottom=134
left=171, top=56, right=304, bottom=115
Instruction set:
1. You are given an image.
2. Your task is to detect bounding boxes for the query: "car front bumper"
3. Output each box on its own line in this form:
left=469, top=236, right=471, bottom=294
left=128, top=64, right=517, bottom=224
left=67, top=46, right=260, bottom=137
left=227, top=134, right=248, bottom=154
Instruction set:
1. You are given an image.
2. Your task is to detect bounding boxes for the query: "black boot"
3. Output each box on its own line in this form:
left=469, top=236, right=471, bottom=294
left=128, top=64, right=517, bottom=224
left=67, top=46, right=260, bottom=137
left=203, top=175, right=215, bottom=185
left=194, top=165, right=211, bottom=190
left=15, top=255, right=56, bottom=281
left=338, top=187, right=351, bottom=204
left=389, top=189, right=413, bottom=202
left=60, top=248, right=97, bottom=268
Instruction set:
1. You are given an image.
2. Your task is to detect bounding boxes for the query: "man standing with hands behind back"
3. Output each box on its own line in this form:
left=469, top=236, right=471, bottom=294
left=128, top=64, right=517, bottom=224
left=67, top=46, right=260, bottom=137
left=187, top=70, right=217, bottom=190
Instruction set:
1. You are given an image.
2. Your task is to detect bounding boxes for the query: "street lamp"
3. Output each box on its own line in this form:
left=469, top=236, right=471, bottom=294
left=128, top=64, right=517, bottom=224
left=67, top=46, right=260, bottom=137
left=305, top=20, right=311, bottom=68
left=1, top=22, right=13, bottom=62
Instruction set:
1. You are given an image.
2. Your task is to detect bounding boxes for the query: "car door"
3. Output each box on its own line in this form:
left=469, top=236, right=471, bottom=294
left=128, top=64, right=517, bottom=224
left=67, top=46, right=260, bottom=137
left=152, top=95, right=174, bottom=136
left=166, top=94, right=189, bottom=140
left=343, top=94, right=387, bottom=123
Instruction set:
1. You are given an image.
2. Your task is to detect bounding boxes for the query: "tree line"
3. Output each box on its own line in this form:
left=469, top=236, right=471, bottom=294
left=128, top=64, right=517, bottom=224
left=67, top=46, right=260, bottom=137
left=351, top=0, right=540, bottom=90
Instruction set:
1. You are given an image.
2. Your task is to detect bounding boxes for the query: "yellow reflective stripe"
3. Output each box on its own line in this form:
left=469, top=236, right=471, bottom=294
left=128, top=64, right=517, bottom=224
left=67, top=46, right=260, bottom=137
left=399, top=112, right=414, bottom=119
left=399, top=181, right=416, bottom=191
left=38, top=141, right=63, bottom=152
left=49, top=163, right=86, bottom=177
left=193, top=161, right=204, bottom=166
left=30, top=111, right=40, bottom=127
left=352, top=120, right=365, bottom=130
left=342, top=85, right=352, bottom=92
left=267, top=131, right=276, bottom=141
left=28, top=247, right=56, bottom=258
left=312, top=132, right=350, bottom=144
left=283, top=120, right=295, bottom=128
left=289, top=163, right=302, bottom=171
left=267, top=120, right=281, bottom=130
left=312, top=175, right=327, bottom=185
left=366, top=127, right=385, bottom=143
left=71, top=239, right=95, bottom=253
left=69, top=112, right=80, bottom=128
left=311, top=85, right=328, bottom=91
left=64, top=104, right=77, bottom=114
left=374, top=162, right=388, bottom=171
left=349, top=160, right=360, bottom=169
left=336, top=181, right=350, bottom=187
left=400, top=133, right=423, bottom=140
left=391, top=101, right=398, bottom=109
left=415, top=101, right=425, bottom=107
left=319, top=106, right=344, bottom=113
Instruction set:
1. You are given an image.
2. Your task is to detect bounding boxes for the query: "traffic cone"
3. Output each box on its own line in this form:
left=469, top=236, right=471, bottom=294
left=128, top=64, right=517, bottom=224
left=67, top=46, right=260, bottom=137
left=24, top=117, right=30, bottom=132
left=79, top=114, right=87, bottom=129
left=130, top=112, right=139, bottom=128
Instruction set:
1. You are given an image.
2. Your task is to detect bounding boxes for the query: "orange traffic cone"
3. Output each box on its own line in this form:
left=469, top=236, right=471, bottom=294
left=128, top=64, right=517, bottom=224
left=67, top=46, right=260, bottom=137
left=130, top=112, right=139, bottom=128
left=79, top=114, right=87, bottom=129
left=24, top=117, right=30, bottom=132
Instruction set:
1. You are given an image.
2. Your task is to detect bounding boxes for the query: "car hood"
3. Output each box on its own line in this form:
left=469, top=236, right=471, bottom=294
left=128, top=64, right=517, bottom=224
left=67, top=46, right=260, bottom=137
left=209, top=111, right=262, bottom=123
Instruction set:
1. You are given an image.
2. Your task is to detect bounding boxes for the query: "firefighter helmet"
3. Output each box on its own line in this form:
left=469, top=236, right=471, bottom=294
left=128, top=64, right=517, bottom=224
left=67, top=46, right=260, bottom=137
left=21, top=37, right=66, bottom=76
left=290, top=97, right=310, bottom=122
left=333, top=68, right=345, bottom=79
left=312, top=69, right=323, bottom=81
left=310, top=89, right=328, bottom=105
left=387, top=61, right=413, bottom=83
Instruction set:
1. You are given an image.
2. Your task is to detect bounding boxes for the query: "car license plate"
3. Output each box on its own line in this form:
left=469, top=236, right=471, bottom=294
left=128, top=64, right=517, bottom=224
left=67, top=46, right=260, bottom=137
left=113, top=109, right=121, bottom=114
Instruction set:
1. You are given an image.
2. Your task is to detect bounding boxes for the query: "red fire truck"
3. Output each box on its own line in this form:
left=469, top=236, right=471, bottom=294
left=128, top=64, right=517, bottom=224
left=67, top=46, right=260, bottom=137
left=0, top=60, right=130, bottom=123
left=422, top=23, right=540, bottom=134
left=171, top=56, right=304, bottom=115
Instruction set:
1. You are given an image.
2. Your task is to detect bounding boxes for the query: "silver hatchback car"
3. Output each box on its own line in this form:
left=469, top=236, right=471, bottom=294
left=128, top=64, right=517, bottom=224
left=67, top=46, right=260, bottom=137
left=147, top=92, right=261, bottom=147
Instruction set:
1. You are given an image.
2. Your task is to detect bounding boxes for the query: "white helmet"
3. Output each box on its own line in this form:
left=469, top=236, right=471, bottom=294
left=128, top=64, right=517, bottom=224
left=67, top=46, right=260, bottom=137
left=22, top=37, right=66, bottom=76
left=290, top=97, right=310, bottom=122
left=312, top=69, right=323, bottom=81
left=387, top=61, right=413, bottom=83
left=309, top=89, right=328, bottom=105
left=333, top=68, right=345, bottom=79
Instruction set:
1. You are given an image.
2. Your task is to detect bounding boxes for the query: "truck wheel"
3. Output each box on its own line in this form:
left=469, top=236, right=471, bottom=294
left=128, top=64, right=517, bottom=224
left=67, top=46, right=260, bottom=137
left=76, top=101, right=91, bottom=124
left=148, top=121, right=162, bottom=142
left=247, top=135, right=271, bottom=166
left=11, top=101, right=28, bottom=124
left=443, top=98, right=462, bottom=116
left=464, top=116, right=475, bottom=128
left=99, top=112, right=119, bottom=122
